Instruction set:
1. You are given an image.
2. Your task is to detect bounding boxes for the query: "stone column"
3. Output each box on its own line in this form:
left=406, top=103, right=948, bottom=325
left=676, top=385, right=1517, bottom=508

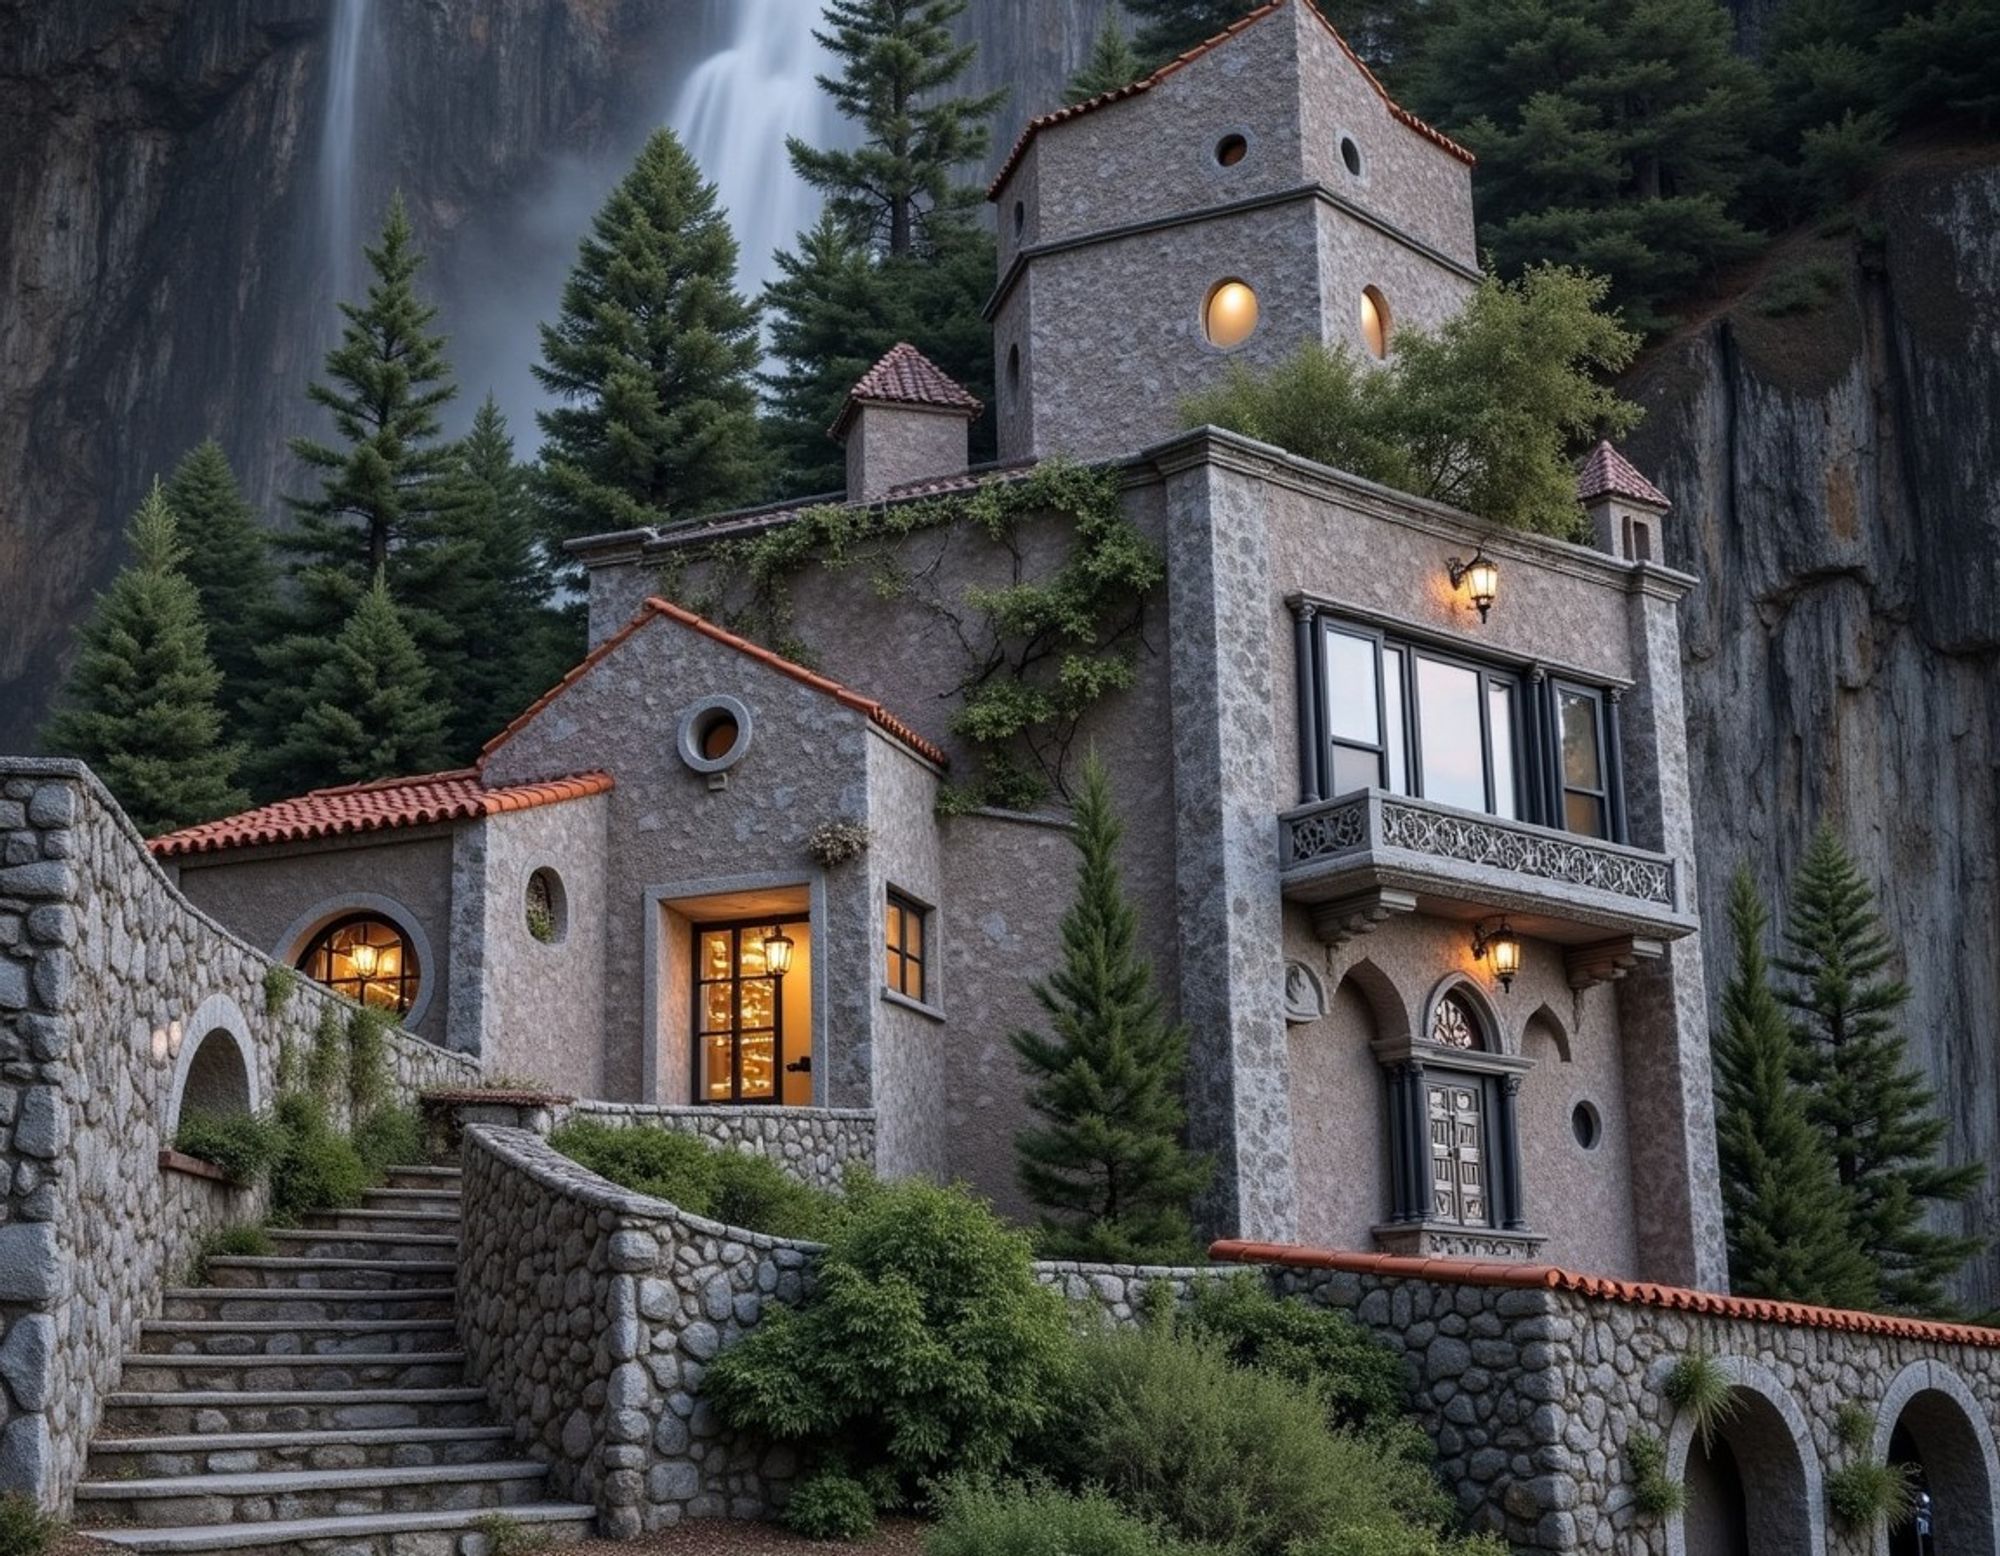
left=1156, top=436, right=1298, bottom=1243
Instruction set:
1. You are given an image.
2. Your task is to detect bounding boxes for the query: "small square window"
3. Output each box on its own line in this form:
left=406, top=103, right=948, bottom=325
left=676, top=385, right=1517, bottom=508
left=886, top=891, right=928, bottom=1003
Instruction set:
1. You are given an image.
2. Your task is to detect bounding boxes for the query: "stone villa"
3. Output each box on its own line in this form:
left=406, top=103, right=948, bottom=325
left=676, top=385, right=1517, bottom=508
left=6, top=4, right=2000, bottom=1553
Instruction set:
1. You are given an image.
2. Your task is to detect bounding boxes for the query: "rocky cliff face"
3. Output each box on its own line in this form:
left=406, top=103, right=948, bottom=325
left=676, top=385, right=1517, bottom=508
left=1624, top=146, right=2000, bottom=1306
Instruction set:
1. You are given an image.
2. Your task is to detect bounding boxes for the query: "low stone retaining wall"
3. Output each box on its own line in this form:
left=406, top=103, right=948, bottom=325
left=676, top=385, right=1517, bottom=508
left=559, top=1101, right=876, bottom=1192
left=0, top=759, right=478, bottom=1510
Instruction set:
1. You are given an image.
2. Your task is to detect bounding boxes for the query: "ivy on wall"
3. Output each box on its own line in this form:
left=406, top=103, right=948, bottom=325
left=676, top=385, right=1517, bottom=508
left=657, top=460, right=1160, bottom=809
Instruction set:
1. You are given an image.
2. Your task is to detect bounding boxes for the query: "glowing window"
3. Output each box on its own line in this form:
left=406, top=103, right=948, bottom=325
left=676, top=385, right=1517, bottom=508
left=298, top=915, right=420, bottom=1016
left=1360, top=286, right=1391, bottom=359
left=1204, top=279, right=1259, bottom=349
left=885, top=891, right=928, bottom=1003
left=1215, top=133, right=1248, bottom=167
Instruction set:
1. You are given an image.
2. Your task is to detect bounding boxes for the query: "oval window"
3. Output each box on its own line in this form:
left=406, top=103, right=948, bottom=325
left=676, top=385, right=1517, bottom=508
left=1215, top=133, right=1248, bottom=167
left=298, top=914, right=421, bottom=1016
left=700, top=710, right=740, bottom=761
left=1340, top=135, right=1363, bottom=177
left=1204, top=279, right=1259, bottom=349
left=1572, top=1101, right=1602, bottom=1150
left=1360, top=285, right=1391, bottom=359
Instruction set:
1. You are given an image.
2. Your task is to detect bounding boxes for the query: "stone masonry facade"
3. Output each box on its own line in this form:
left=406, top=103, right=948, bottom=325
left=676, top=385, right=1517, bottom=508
left=558, top=1102, right=877, bottom=1194
left=0, top=759, right=476, bottom=1512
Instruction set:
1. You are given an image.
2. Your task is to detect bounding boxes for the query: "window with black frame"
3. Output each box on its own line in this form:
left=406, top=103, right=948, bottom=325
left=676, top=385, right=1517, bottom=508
left=1315, top=618, right=1621, bottom=841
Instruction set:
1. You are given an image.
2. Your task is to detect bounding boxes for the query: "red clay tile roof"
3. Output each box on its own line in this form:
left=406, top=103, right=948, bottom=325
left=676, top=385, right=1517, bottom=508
left=988, top=0, right=1474, bottom=199
left=479, top=598, right=950, bottom=770
left=1576, top=440, right=1671, bottom=509
left=149, top=769, right=615, bottom=860
left=830, top=343, right=983, bottom=439
left=1210, top=1241, right=2000, bottom=1349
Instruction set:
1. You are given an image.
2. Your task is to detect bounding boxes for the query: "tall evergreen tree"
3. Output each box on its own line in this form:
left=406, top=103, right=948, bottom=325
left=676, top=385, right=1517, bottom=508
left=1122, top=0, right=1252, bottom=65
left=43, top=483, right=246, bottom=835
left=535, top=128, right=766, bottom=548
left=1779, top=826, right=1983, bottom=1314
left=1012, top=755, right=1210, bottom=1263
left=272, top=577, right=449, bottom=789
left=161, top=439, right=275, bottom=728
left=1713, top=869, right=1877, bottom=1309
left=1066, top=14, right=1144, bottom=102
left=789, top=0, right=1007, bottom=257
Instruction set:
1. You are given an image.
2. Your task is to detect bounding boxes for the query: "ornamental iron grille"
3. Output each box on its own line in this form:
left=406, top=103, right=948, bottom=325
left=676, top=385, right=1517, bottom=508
left=1428, top=1081, right=1487, bottom=1225
left=1430, top=991, right=1485, bottom=1050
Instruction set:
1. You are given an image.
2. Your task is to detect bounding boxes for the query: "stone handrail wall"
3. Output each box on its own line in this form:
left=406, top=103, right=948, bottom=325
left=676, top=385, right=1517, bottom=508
left=558, top=1102, right=877, bottom=1192
left=0, top=759, right=477, bottom=1509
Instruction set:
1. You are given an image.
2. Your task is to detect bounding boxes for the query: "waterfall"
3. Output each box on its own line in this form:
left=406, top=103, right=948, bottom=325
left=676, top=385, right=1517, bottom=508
left=320, top=0, right=369, bottom=299
left=667, top=0, right=851, bottom=302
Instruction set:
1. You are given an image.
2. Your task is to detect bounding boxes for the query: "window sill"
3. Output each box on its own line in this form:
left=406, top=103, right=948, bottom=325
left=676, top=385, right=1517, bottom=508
left=880, top=987, right=945, bottom=1024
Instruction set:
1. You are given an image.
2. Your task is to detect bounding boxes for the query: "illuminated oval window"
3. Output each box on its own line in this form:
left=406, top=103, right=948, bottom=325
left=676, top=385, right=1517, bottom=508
left=1215, top=133, right=1248, bottom=167
left=1360, top=285, right=1391, bottom=359
left=298, top=914, right=420, bottom=1016
left=1204, top=279, right=1260, bottom=349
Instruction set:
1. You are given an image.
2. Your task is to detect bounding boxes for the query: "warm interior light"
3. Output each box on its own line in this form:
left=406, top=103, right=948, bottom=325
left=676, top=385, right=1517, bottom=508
left=1204, top=280, right=1259, bottom=349
left=1474, top=920, right=1522, bottom=991
left=1360, top=286, right=1390, bottom=358
left=1448, top=549, right=1500, bottom=623
left=763, top=926, right=796, bottom=978
left=348, top=941, right=380, bottom=979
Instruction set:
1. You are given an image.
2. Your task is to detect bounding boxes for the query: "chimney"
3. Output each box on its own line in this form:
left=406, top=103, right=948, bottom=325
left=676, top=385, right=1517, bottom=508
left=1576, top=441, right=1671, bottom=564
left=831, top=342, right=982, bottom=503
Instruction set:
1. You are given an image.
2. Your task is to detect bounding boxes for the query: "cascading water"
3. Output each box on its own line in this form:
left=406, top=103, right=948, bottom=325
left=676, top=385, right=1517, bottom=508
left=319, top=0, right=369, bottom=299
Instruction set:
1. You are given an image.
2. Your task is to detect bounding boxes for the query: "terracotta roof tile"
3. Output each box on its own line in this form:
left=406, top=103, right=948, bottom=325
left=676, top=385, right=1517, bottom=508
left=149, top=769, right=614, bottom=860
left=988, top=0, right=1474, bottom=199
left=1576, top=440, right=1670, bottom=509
left=1209, top=1241, right=2000, bottom=1349
left=478, top=598, right=949, bottom=771
left=830, top=343, right=982, bottom=439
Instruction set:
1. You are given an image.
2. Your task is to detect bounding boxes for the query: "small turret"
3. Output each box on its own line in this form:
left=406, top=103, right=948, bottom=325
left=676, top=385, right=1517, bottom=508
left=1577, top=441, right=1670, bottom=563
left=831, top=343, right=982, bottom=503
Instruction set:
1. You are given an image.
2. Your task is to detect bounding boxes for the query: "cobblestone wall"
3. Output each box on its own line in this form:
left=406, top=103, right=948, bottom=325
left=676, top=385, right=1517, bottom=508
left=559, top=1102, right=876, bottom=1193
left=0, top=759, right=477, bottom=1511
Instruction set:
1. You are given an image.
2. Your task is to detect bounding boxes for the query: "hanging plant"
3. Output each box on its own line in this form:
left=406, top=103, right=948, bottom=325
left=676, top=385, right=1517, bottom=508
left=806, top=820, right=872, bottom=868
left=1663, top=1351, right=1738, bottom=1452
left=1629, top=1432, right=1686, bottom=1516
left=1827, top=1460, right=1918, bottom=1528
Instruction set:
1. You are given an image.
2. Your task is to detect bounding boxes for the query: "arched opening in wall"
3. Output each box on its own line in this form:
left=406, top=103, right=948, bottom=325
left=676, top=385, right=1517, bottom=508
left=1885, top=1388, right=1997, bottom=1556
left=1682, top=1388, right=1816, bottom=1556
left=1204, top=278, right=1259, bottom=349
left=172, top=1028, right=253, bottom=1133
left=1360, top=286, right=1392, bottom=359
left=526, top=868, right=568, bottom=945
left=298, top=913, right=423, bottom=1017
left=1288, top=970, right=1385, bottom=1247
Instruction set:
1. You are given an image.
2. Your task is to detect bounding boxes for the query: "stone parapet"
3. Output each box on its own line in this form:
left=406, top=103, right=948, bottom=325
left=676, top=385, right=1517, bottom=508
left=558, top=1102, right=877, bottom=1193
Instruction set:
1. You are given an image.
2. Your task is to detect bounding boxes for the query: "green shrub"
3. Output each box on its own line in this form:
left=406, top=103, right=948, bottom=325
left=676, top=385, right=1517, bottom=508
left=1663, top=1352, right=1738, bottom=1452
left=346, top=1005, right=392, bottom=1113
left=1049, top=1324, right=1453, bottom=1554
left=1827, top=1460, right=1917, bottom=1528
left=1833, top=1399, right=1872, bottom=1450
left=1629, top=1432, right=1686, bottom=1516
left=469, top=1510, right=544, bottom=1556
left=548, top=1121, right=847, bottom=1240
left=925, top=1480, right=1188, bottom=1556
left=782, top=1470, right=877, bottom=1541
left=305, top=1006, right=347, bottom=1101
left=189, top=1223, right=274, bottom=1281
left=270, top=1092, right=370, bottom=1217
left=1184, top=1274, right=1408, bottom=1438
left=352, top=1104, right=422, bottom=1174
left=706, top=1178, right=1075, bottom=1495
left=261, top=964, right=297, bottom=1017
left=1292, top=1529, right=1511, bottom=1556
left=173, top=1109, right=279, bottom=1182
left=1752, top=259, right=1844, bottom=318
left=710, top=1150, right=846, bottom=1241
left=0, top=1493, right=62, bottom=1556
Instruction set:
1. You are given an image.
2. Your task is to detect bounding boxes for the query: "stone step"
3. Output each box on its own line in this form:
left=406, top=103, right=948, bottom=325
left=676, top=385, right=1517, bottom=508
left=160, top=1287, right=456, bottom=1323
left=86, top=1427, right=518, bottom=1480
left=75, top=1501, right=595, bottom=1556
left=378, top=1166, right=462, bottom=1192
left=204, top=1258, right=457, bottom=1292
left=74, top=1461, right=553, bottom=1528
left=99, top=1387, right=492, bottom=1436
left=357, top=1189, right=462, bottom=1216
left=301, top=1208, right=461, bottom=1236
left=265, top=1229, right=458, bottom=1263
left=117, top=1353, right=466, bottom=1395
left=139, top=1319, right=459, bottom=1356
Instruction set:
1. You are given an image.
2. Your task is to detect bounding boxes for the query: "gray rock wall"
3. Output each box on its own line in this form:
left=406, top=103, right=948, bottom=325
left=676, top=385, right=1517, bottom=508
left=558, top=1102, right=876, bottom=1194
left=0, top=758, right=475, bottom=1511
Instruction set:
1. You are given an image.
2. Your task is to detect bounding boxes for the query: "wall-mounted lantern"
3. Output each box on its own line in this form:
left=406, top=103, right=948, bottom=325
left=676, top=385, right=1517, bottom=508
left=763, top=926, right=796, bottom=978
left=1447, top=547, right=1499, bottom=622
left=1472, top=918, right=1522, bottom=990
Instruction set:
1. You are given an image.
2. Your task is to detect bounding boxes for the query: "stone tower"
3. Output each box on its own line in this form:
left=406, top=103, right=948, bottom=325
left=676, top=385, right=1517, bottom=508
left=986, top=0, right=1481, bottom=463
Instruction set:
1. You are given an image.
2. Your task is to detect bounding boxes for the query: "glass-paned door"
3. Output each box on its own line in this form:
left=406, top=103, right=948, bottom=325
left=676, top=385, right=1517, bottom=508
left=1427, top=1080, right=1488, bottom=1226
left=695, top=921, right=805, bottom=1104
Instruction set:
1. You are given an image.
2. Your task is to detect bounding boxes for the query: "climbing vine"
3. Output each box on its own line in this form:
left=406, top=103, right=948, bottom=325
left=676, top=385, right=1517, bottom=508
left=656, top=460, right=1160, bottom=808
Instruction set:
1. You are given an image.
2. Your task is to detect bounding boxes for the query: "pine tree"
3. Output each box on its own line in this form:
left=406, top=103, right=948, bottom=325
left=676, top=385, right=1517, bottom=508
left=43, top=482, right=246, bottom=835
left=788, top=0, right=1007, bottom=257
left=273, top=576, right=449, bottom=788
left=161, top=439, right=275, bottom=728
left=1066, top=14, right=1143, bottom=102
left=1778, top=826, right=1984, bottom=1313
left=1122, top=0, right=1253, bottom=65
left=1712, top=869, right=1877, bottom=1309
left=1012, top=755, right=1210, bottom=1263
left=534, top=128, right=766, bottom=548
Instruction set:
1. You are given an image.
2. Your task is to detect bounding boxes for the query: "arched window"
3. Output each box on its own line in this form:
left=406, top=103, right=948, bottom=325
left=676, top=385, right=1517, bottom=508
left=1430, top=990, right=1486, bottom=1050
left=1204, top=279, right=1260, bottom=349
left=1360, top=285, right=1391, bottom=359
left=297, top=914, right=421, bottom=1016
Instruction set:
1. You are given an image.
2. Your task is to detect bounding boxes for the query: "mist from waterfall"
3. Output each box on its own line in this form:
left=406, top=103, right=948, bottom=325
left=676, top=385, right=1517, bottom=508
left=319, top=0, right=369, bottom=301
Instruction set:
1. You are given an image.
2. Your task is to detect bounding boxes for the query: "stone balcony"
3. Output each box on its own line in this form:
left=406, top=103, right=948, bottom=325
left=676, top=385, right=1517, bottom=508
left=1278, top=789, right=1696, bottom=988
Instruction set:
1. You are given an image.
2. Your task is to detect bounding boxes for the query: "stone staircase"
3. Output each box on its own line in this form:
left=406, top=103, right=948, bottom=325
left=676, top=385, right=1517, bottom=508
left=71, top=1166, right=595, bottom=1556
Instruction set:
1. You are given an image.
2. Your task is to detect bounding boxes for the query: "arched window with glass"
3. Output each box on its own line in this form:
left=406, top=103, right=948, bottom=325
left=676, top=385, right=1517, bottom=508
left=297, top=914, right=422, bottom=1016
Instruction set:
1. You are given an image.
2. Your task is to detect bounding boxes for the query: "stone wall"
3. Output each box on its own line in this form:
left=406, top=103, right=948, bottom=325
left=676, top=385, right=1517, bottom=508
left=0, top=759, right=476, bottom=1510
left=559, top=1103, right=876, bottom=1194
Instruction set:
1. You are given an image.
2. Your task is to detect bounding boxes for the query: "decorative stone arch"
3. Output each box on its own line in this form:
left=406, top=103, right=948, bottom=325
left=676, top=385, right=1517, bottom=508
left=1869, top=1359, right=2000, bottom=1556
left=1523, top=1001, right=1572, bottom=1063
left=1419, top=972, right=1509, bottom=1054
left=1334, top=956, right=1412, bottom=1048
left=1665, top=1354, right=1826, bottom=1556
left=277, top=892, right=436, bottom=1029
left=167, top=992, right=260, bottom=1132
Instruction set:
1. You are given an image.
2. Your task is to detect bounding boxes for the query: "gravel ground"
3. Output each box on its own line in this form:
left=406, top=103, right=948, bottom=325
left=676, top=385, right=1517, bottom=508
left=545, top=1517, right=930, bottom=1555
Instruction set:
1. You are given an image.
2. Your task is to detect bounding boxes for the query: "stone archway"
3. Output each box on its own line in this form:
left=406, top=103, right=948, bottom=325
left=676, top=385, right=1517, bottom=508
left=1667, top=1356, right=1826, bottom=1556
left=1873, top=1361, right=2000, bottom=1556
left=167, top=992, right=260, bottom=1131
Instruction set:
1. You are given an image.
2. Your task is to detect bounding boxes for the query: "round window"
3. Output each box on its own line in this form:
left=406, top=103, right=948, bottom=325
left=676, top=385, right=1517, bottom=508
left=1360, top=285, right=1391, bottom=359
left=1215, top=133, right=1248, bottom=167
left=677, top=694, right=753, bottom=775
left=1340, top=135, right=1363, bottom=177
left=525, top=868, right=567, bottom=946
left=297, top=914, right=421, bottom=1016
left=1204, top=279, right=1259, bottom=350
left=1572, top=1101, right=1602, bottom=1150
